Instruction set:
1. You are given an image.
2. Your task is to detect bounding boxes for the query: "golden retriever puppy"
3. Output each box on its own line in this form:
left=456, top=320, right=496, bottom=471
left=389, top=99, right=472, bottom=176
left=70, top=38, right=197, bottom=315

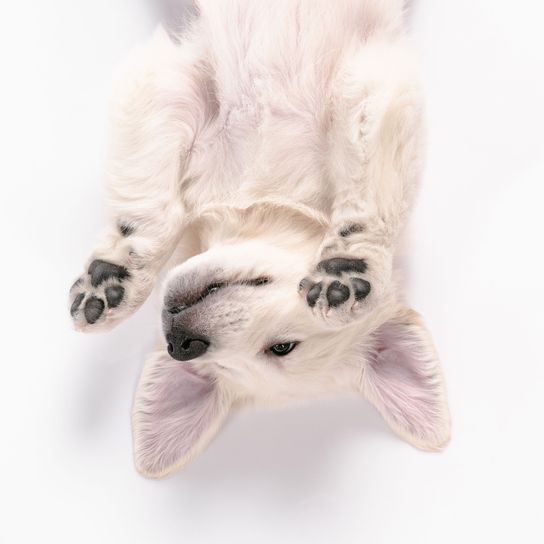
left=69, top=0, right=450, bottom=478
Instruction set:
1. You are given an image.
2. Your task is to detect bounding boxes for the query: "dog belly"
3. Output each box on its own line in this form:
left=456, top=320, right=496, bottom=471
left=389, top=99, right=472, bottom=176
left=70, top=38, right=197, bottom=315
left=178, top=0, right=404, bottom=216
left=180, top=108, right=334, bottom=216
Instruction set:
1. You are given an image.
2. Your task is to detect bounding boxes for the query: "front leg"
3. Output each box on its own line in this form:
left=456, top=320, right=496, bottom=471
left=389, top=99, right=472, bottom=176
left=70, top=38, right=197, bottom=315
left=300, top=39, right=423, bottom=327
left=299, top=217, right=394, bottom=327
left=69, top=28, right=211, bottom=331
left=69, top=217, right=183, bottom=331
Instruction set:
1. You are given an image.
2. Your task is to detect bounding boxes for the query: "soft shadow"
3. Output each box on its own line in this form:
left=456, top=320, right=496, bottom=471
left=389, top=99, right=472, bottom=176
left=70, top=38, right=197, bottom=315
left=67, top=0, right=414, bottom=512
left=395, top=228, right=416, bottom=296
left=404, top=0, right=420, bottom=28
left=155, top=397, right=392, bottom=515
left=69, top=298, right=157, bottom=434
left=151, top=0, right=198, bottom=38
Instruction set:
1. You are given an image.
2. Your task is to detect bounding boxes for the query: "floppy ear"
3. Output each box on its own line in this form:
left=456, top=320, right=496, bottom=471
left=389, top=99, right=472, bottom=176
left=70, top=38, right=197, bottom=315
left=362, top=308, right=451, bottom=451
left=132, top=351, right=232, bottom=478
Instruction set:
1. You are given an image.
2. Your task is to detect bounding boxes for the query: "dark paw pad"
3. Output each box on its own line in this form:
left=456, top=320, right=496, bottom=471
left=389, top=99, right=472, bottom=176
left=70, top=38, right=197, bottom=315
left=316, top=257, right=367, bottom=276
left=70, top=293, right=85, bottom=316
left=306, top=282, right=323, bottom=308
left=118, top=221, right=135, bottom=237
left=351, top=277, right=371, bottom=301
left=84, top=296, right=105, bottom=324
left=71, top=277, right=83, bottom=290
left=326, top=281, right=350, bottom=307
left=339, top=223, right=364, bottom=237
left=105, top=285, right=125, bottom=308
left=88, top=260, right=130, bottom=287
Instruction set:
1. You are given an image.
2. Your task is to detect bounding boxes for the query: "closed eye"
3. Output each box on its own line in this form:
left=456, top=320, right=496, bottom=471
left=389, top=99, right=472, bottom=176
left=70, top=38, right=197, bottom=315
left=203, top=282, right=225, bottom=296
left=166, top=276, right=272, bottom=314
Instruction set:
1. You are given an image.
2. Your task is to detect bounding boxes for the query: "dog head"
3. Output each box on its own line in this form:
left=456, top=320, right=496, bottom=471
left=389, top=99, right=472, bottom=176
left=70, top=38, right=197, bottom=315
left=161, top=239, right=350, bottom=396
left=132, top=207, right=451, bottom=478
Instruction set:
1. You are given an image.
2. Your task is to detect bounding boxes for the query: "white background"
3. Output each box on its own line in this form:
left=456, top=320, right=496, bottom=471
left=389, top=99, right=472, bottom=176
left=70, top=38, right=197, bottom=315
left=1, top=1, right=543, bottom=543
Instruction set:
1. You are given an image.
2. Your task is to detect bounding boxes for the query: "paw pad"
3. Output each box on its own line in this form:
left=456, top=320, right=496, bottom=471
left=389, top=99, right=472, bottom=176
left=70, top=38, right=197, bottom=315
left=70, top=292, right=85, bottom=316
left=88, top=259, right=130, bottom=287
left=350, top=277, right=371, bottom=301
left=326, top=281, right=350, bottom=307
left=105, top=285, right=125, bottom=308
left=299, top=255, right=372, bottom=323
left=316, top=257, right=367, bottom=276
left=69, top=259, right=130, bottom=327
left=339, top=223, right=364, bottom=237
left=306, top=282, right=323, bottom=307
left=84, top=296, right=105, bottom=324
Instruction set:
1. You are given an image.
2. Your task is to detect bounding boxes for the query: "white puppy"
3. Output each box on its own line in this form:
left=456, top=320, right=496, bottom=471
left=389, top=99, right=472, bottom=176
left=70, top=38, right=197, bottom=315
left=69, top=0, right=450, bottom=478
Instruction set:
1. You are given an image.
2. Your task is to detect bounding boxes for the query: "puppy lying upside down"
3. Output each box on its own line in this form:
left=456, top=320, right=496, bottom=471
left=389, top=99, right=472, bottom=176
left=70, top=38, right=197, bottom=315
left=69, top=0, right=450, bottom=478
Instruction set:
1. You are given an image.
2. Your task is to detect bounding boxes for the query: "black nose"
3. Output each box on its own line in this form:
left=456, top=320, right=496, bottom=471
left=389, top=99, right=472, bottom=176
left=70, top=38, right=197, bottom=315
left=166, top=328, right=210, bottom=361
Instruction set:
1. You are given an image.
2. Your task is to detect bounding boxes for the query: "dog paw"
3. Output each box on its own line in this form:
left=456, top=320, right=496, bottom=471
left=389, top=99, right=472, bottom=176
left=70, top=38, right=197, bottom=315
left=69, top=258, right=143, bottom=331
left=299, top=257, right=374, bottom=327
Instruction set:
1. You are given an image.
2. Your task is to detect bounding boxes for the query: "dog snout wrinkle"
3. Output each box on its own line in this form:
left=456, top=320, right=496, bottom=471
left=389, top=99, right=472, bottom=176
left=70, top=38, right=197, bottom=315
left=165, top=275, right=271, bottom=313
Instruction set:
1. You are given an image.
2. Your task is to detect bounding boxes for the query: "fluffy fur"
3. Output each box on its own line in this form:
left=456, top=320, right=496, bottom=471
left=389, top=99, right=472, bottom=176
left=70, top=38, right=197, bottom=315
left=69, top=0, right=450, bottom=478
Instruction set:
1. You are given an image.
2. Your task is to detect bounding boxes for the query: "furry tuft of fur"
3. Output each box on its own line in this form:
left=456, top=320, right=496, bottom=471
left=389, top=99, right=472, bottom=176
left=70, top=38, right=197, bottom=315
left=69, top=0, right=450, bottom=477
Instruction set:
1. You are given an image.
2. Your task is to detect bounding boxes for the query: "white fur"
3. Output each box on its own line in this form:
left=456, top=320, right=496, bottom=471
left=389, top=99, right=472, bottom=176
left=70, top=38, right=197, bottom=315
left=69, top=0, right=450, bottom=478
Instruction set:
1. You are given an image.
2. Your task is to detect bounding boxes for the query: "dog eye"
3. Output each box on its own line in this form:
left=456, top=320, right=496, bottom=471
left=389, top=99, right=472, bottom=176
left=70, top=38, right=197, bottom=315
left=204, top=282, right=225, bottom=295
left=267, top=342, right=298, bottom=356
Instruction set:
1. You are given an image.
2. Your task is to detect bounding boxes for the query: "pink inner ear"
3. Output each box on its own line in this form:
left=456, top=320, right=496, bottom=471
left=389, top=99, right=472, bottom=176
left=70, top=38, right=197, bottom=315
left=133, top=353, right=228, bottom=477
left=363, top=313, right=450, bottom=449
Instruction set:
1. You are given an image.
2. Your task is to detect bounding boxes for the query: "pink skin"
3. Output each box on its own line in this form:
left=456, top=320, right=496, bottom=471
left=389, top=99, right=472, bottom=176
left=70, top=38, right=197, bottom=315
left=133, top=352, right=227, bottom=477
left=132, top=309, right=449, bottom=477
left=363, top=315, right=449, bottom=448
